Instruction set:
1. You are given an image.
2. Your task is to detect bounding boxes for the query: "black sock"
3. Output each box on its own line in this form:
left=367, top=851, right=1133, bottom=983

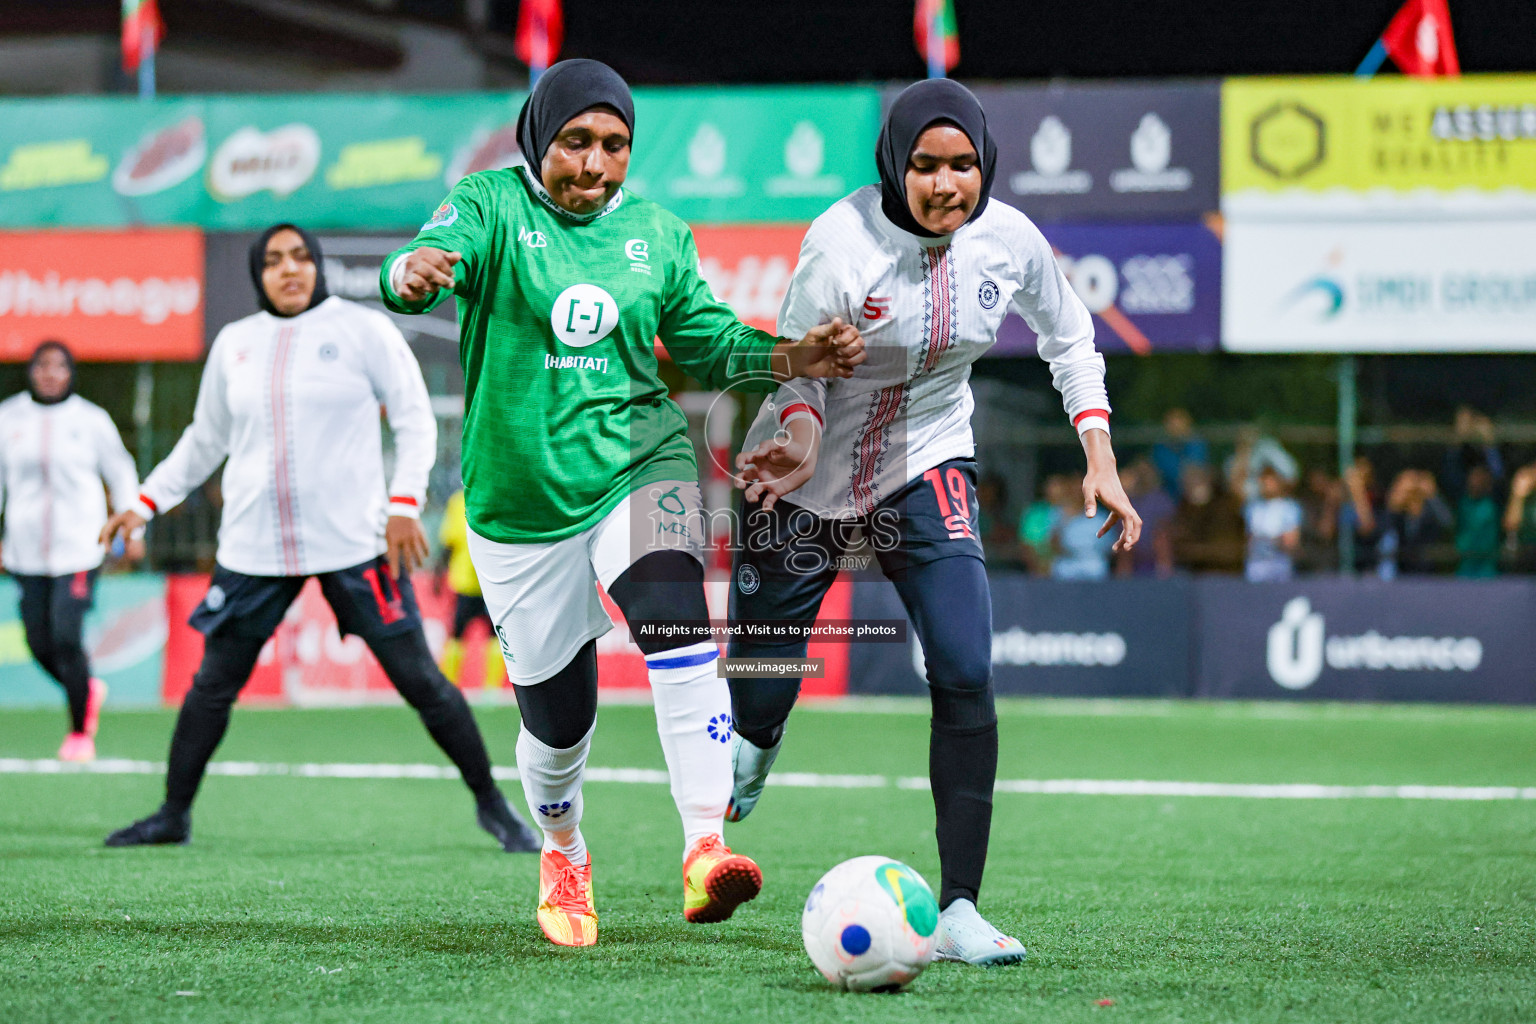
left=164, top=635, right=267, bottom=814
left=52, top=644, right=91, bottom=734
left=930, top=719, right=998, bottom=910
left=372, top=630, right=498, bottom=801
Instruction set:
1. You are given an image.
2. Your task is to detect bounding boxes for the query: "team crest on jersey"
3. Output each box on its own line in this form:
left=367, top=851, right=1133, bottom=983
left=423, top=202, right=458, bottom=230
left=625, top=238, right=651, bottom=274
left=737, top=563, right=761, bottom=595
left=318, top=343, right=338, bottom=362
left=978, top=280, right=1000, bottom=309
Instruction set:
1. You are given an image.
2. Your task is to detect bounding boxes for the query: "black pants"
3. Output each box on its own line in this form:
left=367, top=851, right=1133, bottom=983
left=16, top=570, right=98, bottom=734
left=727, top=460, right=998, bottom=909
left=163, top=557, right=498, bottom=813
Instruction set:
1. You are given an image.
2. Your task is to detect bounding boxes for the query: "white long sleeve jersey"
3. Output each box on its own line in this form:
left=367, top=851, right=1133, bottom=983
left=135, top=296, right=436, bottom=577
left=744, top=186, right=1112, bottom=518
left=0, top=393, right=139, bottom=576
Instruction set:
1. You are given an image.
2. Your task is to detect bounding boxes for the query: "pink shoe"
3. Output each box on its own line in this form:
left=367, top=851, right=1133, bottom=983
left=84, top=678, right=108, bottom=738
left=58, top=732, right=96, bottom=763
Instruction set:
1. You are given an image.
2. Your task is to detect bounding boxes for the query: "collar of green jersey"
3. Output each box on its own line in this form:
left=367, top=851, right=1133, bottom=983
left=518, top=164, right=626, bottom=223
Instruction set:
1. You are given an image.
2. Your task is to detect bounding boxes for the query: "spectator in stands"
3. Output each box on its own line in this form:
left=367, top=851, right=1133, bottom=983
left=1298, top=466, right=1341, bottom=572
left=1115, top=459, right=1174, bottom=578
left=1170, top=463, right=1245, bottom=574
left=1340, top=455, right=1384, bottom=574
left=1442, top=406, right=1504, bottom=502
left=1018, top=474, right=1070, bottom=577
left=1152, top=407, right=1208, bottom=499
left=1244, top=465, right=1302, bottom=581
left=1502, top=462, right=1536, bottom=572
left=1226, top=424, right=1298, bottom=503
left=1380, top=468, right=1453, bottom=577
left=1455, top=464, right=1501, bottom=578
left=1050, top=474, right=1116, bottom=581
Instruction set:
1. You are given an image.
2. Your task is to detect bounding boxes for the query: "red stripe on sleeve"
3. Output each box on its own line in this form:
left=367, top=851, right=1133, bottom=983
left=138, top=494, right=158, bottom=513
left=389, top=495, right=419, bottom=507
left=1072, top=409, right=1111, bottom=427
left=779, top=403, right=824, bottom=428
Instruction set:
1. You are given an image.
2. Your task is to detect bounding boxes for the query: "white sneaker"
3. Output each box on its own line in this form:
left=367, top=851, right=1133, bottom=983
left=934, top=899, right=1027, bottom=966
left=725, top=733, right=781, bottom=822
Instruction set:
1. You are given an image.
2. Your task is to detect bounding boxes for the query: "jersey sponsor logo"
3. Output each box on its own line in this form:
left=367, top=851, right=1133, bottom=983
left=625, top=238, right=651, bottom=275
left=655, top=486, right=688, bottom=516
left=978, top=279, right=1000, bottom=309
left=544, top=354, right=610, bottom=372
left=550, top=283, right=619, bottom=347
left=518, top=226, right=548, bottom=248
left=862, top=295, right=891, bottom=321
left=736, top=563, right=761, bottom=595
left=423, top=202, right=458, bottom=230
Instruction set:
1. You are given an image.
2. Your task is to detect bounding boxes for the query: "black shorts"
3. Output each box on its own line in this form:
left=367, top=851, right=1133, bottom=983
left=189, top=556, right=423, bottom=643
left=450, top=592, right=491, bottom=639
left=730, top=457, right=984, bottom=629
left=15, top=569, right=98, bottom=646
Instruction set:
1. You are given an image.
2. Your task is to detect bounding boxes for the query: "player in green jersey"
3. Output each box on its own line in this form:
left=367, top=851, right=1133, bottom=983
left=381, top=59, right=863, bottom=948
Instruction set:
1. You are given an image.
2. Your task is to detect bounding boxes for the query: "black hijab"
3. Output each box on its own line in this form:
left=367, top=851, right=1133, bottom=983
left=249, top=223, right=329, bottom=317
left=516, top=59, right=635, bottom=173
left=876, top=79, right=998, bottom=238
left=27, top=339, right=74, bottom=406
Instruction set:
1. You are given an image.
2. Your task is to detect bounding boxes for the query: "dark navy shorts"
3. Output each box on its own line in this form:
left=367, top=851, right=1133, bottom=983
left=190, top=555, right=423, bottom=643
left=729, top=457, right=984, bottom=629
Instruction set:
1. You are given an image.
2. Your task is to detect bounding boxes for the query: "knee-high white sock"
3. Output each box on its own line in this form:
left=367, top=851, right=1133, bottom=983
left=515, top=722, right=593, bottom=866
left=646, top=641, right=732, bottom=857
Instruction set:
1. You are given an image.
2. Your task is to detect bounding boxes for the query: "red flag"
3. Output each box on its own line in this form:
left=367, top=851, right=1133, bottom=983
left=1380, top=0, right=1460, bottom=77
left=515, top=0, right=564, bottom=73
left=121, top=0, right=165, bottom=73
left=914, top=0, right=959, bottom=74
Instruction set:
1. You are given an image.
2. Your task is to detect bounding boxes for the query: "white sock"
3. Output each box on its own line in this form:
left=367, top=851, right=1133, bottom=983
left=646, top=641, right=732, bottom=857
left=515, top=721, right=593, bottom=866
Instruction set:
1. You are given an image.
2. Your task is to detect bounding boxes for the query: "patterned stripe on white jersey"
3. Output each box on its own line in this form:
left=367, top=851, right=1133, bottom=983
left=267, top=326, right=304, bottom=575
left=919, top=245, right=956, bottom=375
left=848, top=383, right=907, bottom=516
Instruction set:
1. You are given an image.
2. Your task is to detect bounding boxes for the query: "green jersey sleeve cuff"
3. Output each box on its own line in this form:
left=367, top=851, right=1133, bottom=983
left=379, top=250, right=451, bottom=315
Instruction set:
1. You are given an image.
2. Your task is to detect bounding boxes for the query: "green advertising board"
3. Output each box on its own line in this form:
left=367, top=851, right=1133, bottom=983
left=0, top=87, right=879, bottom=230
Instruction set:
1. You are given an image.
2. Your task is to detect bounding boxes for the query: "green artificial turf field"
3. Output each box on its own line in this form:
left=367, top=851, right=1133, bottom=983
left=1, top=698, right=1533, bottom=1024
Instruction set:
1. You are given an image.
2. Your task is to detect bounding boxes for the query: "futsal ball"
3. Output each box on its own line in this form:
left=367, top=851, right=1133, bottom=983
left=801, top=856, right=940, bottom=992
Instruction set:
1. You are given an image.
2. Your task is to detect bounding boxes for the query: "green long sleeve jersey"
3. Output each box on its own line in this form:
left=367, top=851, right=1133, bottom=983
left=382, top=165, right=784, bottom=544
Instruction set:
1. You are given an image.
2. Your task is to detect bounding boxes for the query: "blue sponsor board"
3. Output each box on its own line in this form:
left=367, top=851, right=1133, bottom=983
left=849, top=574, right=1193, bottom=698
left=994, top=220, right=1222, bottom=355
left=1196, top=577, right=1536, bottom=704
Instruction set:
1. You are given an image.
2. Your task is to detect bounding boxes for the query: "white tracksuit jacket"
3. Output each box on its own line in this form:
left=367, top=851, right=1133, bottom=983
left=0, top=393, right=139, bottom=577
left=744, top=186, right=1111, bottom=517
left=133, top=296, right=436, bottom=577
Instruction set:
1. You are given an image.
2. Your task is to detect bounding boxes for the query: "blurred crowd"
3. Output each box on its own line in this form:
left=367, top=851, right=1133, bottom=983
left=981, top=407, right=1536, bottom=581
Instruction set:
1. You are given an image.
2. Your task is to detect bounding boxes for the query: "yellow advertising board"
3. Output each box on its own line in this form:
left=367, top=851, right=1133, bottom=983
left=1222, top=75, right=1536, bottom=217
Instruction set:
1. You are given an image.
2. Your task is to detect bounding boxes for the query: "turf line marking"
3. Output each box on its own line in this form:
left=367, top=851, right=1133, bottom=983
left=3, top=757, right=1535, bottom=801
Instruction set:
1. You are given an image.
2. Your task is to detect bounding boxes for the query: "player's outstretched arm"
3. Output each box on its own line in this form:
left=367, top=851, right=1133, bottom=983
left=771, top=318, right=865, bottom=381
left=1082, top=428, right=1142, bottom=552
left=736, top=416, right=822, bottom=511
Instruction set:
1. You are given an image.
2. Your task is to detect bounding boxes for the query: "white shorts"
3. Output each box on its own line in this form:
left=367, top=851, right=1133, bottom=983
left=466, top=481, right=706, bottom=685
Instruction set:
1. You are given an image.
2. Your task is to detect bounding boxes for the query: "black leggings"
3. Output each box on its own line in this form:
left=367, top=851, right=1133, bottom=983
left=730, top=554, right=998, bottom=909
left=164, top=628, right=497, bottom=812
left=513, top=551, right=710, bottom=749
left=16, top=572, right=96, bottom=734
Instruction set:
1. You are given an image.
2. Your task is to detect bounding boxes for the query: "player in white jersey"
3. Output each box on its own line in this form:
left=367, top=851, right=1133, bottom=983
left=99, top=224, right=537, bottom=854
left=0, top=341, right=139, bottom=762
left=725, top=80, right=1143, bottom=966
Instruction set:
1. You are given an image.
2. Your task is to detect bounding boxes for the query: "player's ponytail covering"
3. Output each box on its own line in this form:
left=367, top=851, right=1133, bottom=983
left=26, top=339, right=74, bottom=405
left=875, top=79, right=998, bottom=238
left=249, top=223, right=330, bottom=317
left=516, top=58, right=635, bottom=168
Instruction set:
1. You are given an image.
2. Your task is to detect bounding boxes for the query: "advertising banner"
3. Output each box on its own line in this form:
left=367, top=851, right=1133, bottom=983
left=1223, top=220, right=1536, bottom=352
left=968, top=82, right=1220, bottom=222
left=0, top=573, right=167, bottom=708
left=1222, top=75, right=1536, bottom=219
left=996, top=221, right=1221, bottom=355
left=850, top=575, right=1194, bottom=698
left=1196, top=577, right=1536, bottom=703
left=0, top=89, right=878, bottom=231
left=0, top=228, right=204, bottom=362
left=690, top=224, right=807, bottom=333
